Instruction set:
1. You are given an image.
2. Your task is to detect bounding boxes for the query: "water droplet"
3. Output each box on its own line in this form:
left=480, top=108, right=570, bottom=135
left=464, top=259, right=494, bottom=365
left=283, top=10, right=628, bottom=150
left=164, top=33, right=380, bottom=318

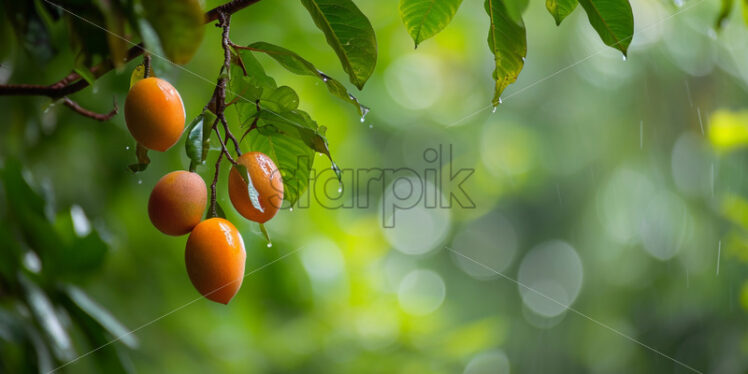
left=498, top=97, right=503, bottom=104
left=267, top=243, right=273, bottom=248
left=621, top=55, right=627, bottom=62
left=491, top=106, right=497, bottom=113
left=368, top=124, right=373, bottom=128
left=137, top=179, right=143, bottom=185
left=289, top=207, right=294, bottom=212
left=521, top=56, right=526, bottom=62
left=338, top=186, right=343, bottom=193
left=360, top=106, right=370, bottom=123
left=125, top=146, right=131, bottom=150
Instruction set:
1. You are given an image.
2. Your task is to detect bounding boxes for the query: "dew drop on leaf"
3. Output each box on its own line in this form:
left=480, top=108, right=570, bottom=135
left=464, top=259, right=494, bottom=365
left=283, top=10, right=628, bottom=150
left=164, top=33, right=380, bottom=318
left=267, top=243, right=272, bottom=248
left=491, top=106, right=497, bottom=113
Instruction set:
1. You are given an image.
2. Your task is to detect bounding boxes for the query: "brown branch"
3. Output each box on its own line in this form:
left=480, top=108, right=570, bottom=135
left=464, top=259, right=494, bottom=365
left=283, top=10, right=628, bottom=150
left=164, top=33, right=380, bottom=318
left=208, top=150, right=223, bottom=218
left=62, top=97, right=118, bottom=121
left=0, top=0, right=263, bottom=98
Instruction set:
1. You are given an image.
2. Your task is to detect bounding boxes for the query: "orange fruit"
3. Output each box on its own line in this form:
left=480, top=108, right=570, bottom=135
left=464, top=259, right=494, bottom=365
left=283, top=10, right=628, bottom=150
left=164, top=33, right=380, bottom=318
left=228, top=152, right=284, bottom=223
left=148, top=171, right=207, bottom=236
left=185, top=218, right=246, bottom=304
left=124, top=77, right=185, bottom=151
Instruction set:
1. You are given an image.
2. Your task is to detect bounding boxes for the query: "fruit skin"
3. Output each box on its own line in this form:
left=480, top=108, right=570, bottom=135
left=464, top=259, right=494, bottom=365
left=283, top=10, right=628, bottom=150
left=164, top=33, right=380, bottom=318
left=185, top=218, right=246, bottom=304
left=228, top=152, right=284, bottom=223
left=124, top=77, right=186, bottom=151
left=148, top=171, right=207, bottom=236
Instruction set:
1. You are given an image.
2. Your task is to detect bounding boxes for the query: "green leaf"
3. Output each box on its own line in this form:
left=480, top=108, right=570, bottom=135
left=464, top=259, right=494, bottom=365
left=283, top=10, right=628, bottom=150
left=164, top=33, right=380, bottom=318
left=743, top=0, right=748, bottom=25
left=142, top=0, right=204, bottom=65
left=399, top=0, right=464, bottom=47
left=234, top=164, right=265, bottom=213
left=136, top=19, right=168, bottom=75
left=129, top=63, right=155, bottom=88
left=245, top=42, right=369, bottom=116
left=74, top=65, right=96, bottom=87
left=18, top=274, right=74, bottom=361
left=300, top=0, right=378, bottom=89
left=578, top=0, right=634, bottom=56
left=258, top=223, right=271, bottom=245
left=64, top=286, right=137, bottom=348
left=485, top=0, right=527, bottom=107
left=546, top=0, right=578, bottom=25
left=185, top=113, right=213, bottom=171
left=128, top=143, right=150, bottom=173
left=716, top=0, right=734, bottom=30
left=504, top=0, right=529, bottom=25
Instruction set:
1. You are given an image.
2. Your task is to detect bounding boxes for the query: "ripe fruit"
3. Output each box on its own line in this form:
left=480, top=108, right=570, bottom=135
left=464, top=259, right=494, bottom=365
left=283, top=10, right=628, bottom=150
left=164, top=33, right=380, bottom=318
left=125, top=77, right=186, bottom=151
left=228, top=152, right=284, bottom=223
left=148, top=171, right=207, bottom=236
left=185, top=218, right=246, bottom=304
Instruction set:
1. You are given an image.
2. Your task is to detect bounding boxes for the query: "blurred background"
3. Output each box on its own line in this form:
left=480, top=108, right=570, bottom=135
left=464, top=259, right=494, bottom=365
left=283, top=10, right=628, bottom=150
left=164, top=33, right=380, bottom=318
left=2, top=0, right=748, bottom=372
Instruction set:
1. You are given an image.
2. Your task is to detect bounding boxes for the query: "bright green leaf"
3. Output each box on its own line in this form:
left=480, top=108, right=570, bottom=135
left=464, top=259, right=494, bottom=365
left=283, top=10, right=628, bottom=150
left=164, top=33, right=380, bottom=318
left=129, top=63, right=155, bottom=88
left=578, top=0, right=634, bottom=56
left=185, top=113, right=213, bottom=171
left=546, top=0, right=578, bottom=25
left=504, top=0, right=529, bottom=25
left=399, top=0, right=463, bottom=47
left=248, top=127, right=314, bottom=205
left=300, top=0, right=378, bottom=89
left=245, top=42, right=369, bottom=116
left=485, top=0, right=527, bottom=107
left=142, top=0, right=204, bottom=65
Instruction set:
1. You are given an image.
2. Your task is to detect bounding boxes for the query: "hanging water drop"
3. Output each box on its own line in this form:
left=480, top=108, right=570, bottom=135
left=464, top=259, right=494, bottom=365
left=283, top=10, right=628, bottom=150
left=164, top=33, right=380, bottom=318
left=125, top=146, right=131, bottom=150
left=491, top=106, right=497, bottom=113
left=137, top=179, right=143, bottom=185
left=267, top=243, right=273, bottom=248
left=289, top=207, right=294, bottom=212
left=360, top=106, right=370, bottom=123
left=338, top=186, right=343, bottom=193
left=498, top=97, right=503, bottom=104
left=621, top=55, right=627, bottom=62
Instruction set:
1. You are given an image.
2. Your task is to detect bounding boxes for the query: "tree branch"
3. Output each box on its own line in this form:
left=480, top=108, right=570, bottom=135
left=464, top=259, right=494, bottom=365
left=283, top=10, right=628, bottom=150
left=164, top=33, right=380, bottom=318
left=62, top=97, right=119, bottom=121
left=0, top=0, right=262, bottom=98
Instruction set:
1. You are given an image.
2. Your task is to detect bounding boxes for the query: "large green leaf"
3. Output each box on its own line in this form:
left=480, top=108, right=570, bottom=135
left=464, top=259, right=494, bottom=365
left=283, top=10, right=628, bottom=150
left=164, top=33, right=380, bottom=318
left=399, top=0, right=463, bottom=47
left=504, top=0, right=529, bottom=25
left=64, top=286, right=137, bottom=348
left=578, top=0, right=634, bottom=56
left=300, top=0, right=377, bottom=89
left=244, top=42, right=369, bottom=117
left=230, top=49, right=341, bottom=204
left=546, top=0, right=578, bottom=25
left=485, top=0, right=526, bottom=107
left=142, top=0, right=204, bottom=65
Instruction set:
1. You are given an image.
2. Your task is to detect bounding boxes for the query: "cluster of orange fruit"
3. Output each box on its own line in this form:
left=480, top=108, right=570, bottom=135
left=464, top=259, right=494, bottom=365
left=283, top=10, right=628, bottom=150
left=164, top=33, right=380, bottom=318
left=124, top=77, right=284, bottom=304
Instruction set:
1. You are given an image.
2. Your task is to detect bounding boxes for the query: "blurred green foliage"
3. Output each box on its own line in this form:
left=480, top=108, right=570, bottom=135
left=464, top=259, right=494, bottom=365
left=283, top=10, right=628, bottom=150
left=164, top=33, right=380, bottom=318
left=1, top=0, right=748, bottom=373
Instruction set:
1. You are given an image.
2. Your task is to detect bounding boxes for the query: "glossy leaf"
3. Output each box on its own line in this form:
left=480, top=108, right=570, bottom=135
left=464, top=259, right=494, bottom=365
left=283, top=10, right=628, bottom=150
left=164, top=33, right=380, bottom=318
left=185, top=113, right=213, bottom=171
left=142, top=0, right=204, bottom=65
left=64, top=286, right=137, bottom=348
left=300, top=0, right=377, bottom=89
left=399, top=0, right=463, bottom=47
left=485, top=0, right=527, bottom=107
left=578, top=0, right=634, bottom=56
left=546, top=0, right=578, bottom=25
left=245, top=42, right=369, bottom=116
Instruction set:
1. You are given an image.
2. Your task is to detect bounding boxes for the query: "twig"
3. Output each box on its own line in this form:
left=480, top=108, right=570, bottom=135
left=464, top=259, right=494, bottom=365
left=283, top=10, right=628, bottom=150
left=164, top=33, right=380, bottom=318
left=143, top=54, right=152, bottom=78
left=0, top=0, right=263, bottom=98
left=62, top=97, right=118, bottom=121
left=209, top=151, right=224, bottom=217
